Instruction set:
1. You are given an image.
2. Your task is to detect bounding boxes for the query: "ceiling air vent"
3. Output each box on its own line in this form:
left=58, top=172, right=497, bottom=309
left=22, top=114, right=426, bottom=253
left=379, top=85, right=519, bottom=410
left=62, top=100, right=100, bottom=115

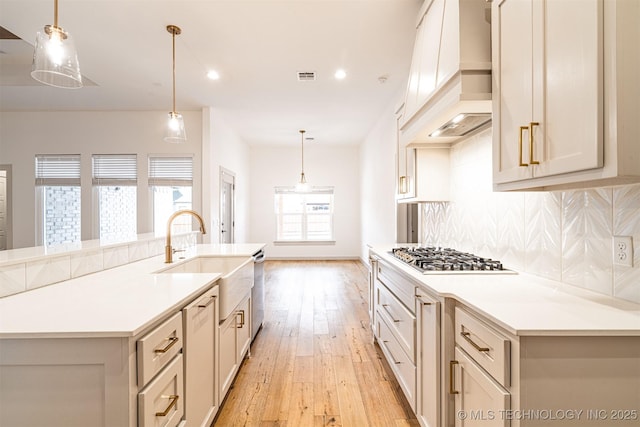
left=297, top=71, right=316, bottom=82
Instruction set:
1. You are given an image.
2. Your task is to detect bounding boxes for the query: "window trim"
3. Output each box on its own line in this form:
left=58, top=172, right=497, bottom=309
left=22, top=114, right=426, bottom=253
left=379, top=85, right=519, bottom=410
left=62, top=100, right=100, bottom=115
left=273, top=186, right=335, bottom=243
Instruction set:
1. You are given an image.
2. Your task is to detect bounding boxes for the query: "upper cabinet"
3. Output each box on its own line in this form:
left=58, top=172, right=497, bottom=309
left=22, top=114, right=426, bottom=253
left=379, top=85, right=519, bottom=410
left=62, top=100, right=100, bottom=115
left=400, top=0, right=492, bottom=146
left=492, top=0, right=640, bottom=191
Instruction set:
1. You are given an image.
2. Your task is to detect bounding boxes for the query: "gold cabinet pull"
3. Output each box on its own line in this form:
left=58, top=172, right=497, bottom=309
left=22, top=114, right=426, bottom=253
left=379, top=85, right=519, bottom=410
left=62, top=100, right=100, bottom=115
left=154, top=336, right=179, bottom=354
left=529, top=122, right=540, bottom=164
left=197, top=295, right=216, bottom=308
left=381, top=304, right=401, bottom=323
left=519, top=126, right=529, bottom=166
left=399, top=175, right=407, bottom=194
left=236, top=310, right=245, bottom=328
left=449, top=360, right=459, bottom=394
left=155, top=394, right=179, bottom=417
left=460, top=331, right=490, bottom=352
left=383, top=341, right=402, bottom=365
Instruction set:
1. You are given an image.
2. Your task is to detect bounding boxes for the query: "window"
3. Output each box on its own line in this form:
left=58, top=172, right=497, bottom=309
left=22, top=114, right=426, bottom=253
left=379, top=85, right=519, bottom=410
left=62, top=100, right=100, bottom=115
left=35, top=154, right=81, bottom=246
left=274, top=187, right=334, bottom=241
left=92, top=154, right=137, bottom=240
left=148, top=155, right=193, bottom=234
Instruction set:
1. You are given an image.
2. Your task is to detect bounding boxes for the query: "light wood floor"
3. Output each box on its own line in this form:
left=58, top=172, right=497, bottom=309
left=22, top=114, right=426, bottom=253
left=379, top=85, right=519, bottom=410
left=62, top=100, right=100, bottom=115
left=213, top=260, right=419, bottom=426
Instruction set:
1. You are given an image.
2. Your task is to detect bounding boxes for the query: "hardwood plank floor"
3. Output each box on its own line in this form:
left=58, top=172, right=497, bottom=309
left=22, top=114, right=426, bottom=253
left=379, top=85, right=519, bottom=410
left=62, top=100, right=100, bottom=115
left=213, top=260, right=419, bottom=427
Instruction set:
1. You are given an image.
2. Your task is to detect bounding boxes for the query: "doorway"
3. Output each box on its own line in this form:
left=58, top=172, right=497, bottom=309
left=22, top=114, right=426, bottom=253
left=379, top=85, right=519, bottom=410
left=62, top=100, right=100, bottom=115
left=0, top=165, right=12, bottom=250
left=219, top=168, right=235, bottom=244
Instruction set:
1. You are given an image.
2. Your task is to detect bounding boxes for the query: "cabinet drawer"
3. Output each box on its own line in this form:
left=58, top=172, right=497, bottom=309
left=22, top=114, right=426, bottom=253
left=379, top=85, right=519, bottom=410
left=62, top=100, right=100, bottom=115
left=137, top=312, right=183, bottom=386
left=376, top=315, right=416, bottom=409
left=455, top=307, right=510, bottom=387
left=377, top=282, right=416, bottom=362
left=138, top=354, right=184, bottom=427
left=377, top=260, right=415, bottom=311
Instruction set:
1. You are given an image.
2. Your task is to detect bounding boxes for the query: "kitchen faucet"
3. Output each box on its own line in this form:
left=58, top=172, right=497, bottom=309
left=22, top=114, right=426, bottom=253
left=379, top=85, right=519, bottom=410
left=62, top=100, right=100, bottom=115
left=165, top=209, right=206, bottom=263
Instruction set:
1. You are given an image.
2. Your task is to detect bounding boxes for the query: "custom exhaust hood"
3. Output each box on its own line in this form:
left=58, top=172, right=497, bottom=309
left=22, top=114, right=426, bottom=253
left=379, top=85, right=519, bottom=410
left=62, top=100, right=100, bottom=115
left=399, top=0, right=492, bottom=146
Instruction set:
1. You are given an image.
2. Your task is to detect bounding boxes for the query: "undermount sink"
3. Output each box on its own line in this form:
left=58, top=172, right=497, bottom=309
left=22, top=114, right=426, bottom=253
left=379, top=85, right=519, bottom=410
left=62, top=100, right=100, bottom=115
left=156, top=256, right=254, bottom=320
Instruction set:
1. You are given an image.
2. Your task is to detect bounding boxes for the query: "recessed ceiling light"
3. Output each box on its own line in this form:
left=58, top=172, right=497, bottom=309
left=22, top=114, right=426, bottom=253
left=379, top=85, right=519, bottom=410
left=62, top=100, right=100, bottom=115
left=207, top=70, right=220, bottom=80
left=334, top=69, right=347, bottom=80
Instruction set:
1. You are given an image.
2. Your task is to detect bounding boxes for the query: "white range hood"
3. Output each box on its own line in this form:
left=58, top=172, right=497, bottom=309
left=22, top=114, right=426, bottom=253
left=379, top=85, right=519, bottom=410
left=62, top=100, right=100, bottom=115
left=399, top=0, right=492, bottom=146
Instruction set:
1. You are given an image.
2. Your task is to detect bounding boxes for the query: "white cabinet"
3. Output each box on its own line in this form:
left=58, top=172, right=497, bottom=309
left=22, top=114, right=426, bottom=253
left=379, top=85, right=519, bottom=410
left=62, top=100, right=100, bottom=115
left=138, top=354, right=185, bottom=427
left=451, top=307, right=511, bottom=427
left=219, top=294, right=251, bottom=399
left=398, top=146, right=450, bottom=203
left=492, top=0, right=640, bottom=191
left=452, top=347, right=510, bottom=427
left=183, top=288, right=218, bottom=427
left=374, top=258, right=417, bottom=409
left=416, top=292, right=441, bottom=427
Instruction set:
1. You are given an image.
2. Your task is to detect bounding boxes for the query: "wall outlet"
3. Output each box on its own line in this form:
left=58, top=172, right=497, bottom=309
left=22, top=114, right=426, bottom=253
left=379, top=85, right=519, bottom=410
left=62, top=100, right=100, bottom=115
left=613, top=236, right=633, bottom=267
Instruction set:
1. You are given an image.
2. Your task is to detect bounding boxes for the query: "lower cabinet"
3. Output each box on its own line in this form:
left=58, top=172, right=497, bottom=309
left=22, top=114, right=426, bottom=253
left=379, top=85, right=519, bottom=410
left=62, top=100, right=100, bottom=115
left=138, top=354, right=185, bottom=427
left=183, top=288, right=219, bottom=427
left=452, top=347, right=510, bottom=427
left=374, top=258, right=418, bottom=410
left=416, top=292, right=441, bottom=427
left=219, top=294, right=252, bottom=399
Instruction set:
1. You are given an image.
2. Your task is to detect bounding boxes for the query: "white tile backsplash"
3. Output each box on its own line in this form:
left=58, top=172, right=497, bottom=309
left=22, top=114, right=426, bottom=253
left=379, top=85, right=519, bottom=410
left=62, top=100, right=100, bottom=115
left=0, top=263, right=26, bottom=297
left=0, top=232, right=198, bottom=298
left=420, top=130, right=640, bottom=303
left=26, top=256, right=71, bottom=290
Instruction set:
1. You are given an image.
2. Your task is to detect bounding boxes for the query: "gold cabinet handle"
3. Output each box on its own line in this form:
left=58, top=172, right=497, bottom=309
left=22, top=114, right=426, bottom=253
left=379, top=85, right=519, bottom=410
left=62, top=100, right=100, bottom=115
left=460, top=331, right=490, bottom=352
left=381, top=304, right=401, bottom=323
left=529, top=122, right=540, bottom=164
left=236, top=310, right=245, bottom=328
left=399, top=175, right=407, bottom=194
left=155, top=394, right=179, bottom=417
left=154, top=336, right=179, bottom=354
left=449, top=360, right=459, bottom=394
left=198, top=295, right=216, bottom=308
left=383, top=341, right=402, bottom=364
left=519, top=126, right=529, bottom=166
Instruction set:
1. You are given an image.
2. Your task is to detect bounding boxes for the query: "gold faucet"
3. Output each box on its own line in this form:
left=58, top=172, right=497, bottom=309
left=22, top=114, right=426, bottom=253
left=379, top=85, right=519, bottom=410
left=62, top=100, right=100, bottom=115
left=165, top=209, right=206, bottom=263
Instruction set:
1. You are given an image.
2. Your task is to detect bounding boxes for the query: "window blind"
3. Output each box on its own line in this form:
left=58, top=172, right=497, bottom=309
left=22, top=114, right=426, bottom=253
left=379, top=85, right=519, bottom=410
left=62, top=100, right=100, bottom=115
left=35, top=154, right=81, bottom=186
left=92, top=154, right=137, bottom=186
left=148, top=156, right=193, bottom=186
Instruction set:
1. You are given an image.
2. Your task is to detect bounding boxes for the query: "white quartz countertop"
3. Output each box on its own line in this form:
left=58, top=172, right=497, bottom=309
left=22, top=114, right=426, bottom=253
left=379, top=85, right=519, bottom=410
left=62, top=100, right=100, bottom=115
left=0, top=243, right=265, bottom=338
left=370, top=246, right=640, bottom=336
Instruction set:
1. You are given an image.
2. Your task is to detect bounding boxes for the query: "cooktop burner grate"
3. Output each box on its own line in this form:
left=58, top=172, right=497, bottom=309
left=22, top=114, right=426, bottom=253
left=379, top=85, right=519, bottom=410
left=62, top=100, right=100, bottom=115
left=390, top=247, right=515, bottom=274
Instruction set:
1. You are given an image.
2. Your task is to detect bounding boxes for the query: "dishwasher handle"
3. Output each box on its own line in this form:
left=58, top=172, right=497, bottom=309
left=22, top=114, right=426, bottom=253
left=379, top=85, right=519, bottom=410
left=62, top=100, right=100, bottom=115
left=252, top=249, right=265, bottom=263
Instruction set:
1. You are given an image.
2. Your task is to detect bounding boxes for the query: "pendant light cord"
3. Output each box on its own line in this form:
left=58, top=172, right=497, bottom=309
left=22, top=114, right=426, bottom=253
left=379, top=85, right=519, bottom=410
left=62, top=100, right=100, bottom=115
left=300, top=130, right=306, bottom=179
left=53, top=0, right=59, bottom=28
left=172, top=29, right=176, bottom=113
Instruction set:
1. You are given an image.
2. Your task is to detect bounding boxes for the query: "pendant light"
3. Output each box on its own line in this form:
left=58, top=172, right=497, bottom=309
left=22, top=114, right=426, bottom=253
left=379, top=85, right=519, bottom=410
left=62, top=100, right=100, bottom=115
left=164, top=25, right=187, bottom=143
left=31, top=0, right=82, bottom=88
left=295, top=129, right=311, bottom=192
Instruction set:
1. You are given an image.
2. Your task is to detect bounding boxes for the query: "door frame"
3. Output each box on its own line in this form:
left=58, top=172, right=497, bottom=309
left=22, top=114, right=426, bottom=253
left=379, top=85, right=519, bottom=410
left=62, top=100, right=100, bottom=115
left=0, top=165, right=12, bottom=250
left=219, top=167, right=235, bottom=244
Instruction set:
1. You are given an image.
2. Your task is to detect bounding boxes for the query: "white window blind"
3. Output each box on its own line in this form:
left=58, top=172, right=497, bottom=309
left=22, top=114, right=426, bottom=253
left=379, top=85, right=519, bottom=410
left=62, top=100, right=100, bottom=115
left=92, top=154, right=137, bottom=186
left=274, top=186, right=334, bottom=241
left=148, top=156, right=193, bottom=186
left=35, top=154, right=81, bottom=186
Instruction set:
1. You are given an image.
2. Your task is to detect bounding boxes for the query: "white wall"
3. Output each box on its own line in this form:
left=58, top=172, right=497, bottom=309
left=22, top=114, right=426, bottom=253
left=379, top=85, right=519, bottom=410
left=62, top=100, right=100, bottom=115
left=202, top=108, right=251, bottom=244
left=249, top=144, right=361, bottom=259
left=0, top=111, right=202, bottom=249
left=359, top=101, right=399, bottom=262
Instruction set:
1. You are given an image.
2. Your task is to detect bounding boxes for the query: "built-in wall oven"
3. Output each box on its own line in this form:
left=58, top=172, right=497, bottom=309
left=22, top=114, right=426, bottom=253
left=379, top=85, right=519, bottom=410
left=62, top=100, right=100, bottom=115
left=251, top=249, right=265, bottom=341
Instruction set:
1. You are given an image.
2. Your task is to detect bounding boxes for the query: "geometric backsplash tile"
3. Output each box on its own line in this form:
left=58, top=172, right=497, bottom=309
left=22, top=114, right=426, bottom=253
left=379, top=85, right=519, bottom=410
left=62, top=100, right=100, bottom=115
left=420, top=130, right=640, bottom=303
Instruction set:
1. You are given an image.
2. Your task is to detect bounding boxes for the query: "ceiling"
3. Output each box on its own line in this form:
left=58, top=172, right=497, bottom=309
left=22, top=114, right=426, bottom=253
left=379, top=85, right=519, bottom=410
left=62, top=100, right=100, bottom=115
left=0, top=0, right=421, bottom=146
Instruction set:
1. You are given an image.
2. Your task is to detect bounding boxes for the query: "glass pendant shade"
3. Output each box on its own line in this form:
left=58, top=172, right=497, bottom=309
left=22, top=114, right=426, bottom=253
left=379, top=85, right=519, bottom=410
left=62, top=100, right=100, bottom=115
left=164, top=111, right=187, bottom=143
left=164, top=25, right=186, bottom=143
left=31, top=25, right=82, bottom=89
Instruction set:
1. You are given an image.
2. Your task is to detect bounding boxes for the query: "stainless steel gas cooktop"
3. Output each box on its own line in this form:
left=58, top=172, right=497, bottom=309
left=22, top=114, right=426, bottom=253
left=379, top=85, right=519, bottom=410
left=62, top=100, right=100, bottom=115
left=390, top=247, right=516, bottom=274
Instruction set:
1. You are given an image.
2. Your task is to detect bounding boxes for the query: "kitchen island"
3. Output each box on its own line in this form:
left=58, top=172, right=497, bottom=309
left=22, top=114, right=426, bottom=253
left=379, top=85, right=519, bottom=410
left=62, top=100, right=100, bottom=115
left=369, top=246, right=640, bottom=427
left=0, top=243, right=264, bottom=427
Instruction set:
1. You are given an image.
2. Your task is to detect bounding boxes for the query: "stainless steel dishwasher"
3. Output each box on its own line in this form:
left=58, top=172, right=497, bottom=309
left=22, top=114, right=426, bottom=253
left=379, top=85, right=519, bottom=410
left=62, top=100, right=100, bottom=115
left=251, top=249, right=265, bottom=341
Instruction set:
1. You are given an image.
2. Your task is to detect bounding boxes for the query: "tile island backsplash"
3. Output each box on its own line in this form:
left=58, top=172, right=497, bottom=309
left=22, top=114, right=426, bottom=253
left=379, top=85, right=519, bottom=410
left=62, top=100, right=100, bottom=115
left=421, top=128, right=640, bottom=304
